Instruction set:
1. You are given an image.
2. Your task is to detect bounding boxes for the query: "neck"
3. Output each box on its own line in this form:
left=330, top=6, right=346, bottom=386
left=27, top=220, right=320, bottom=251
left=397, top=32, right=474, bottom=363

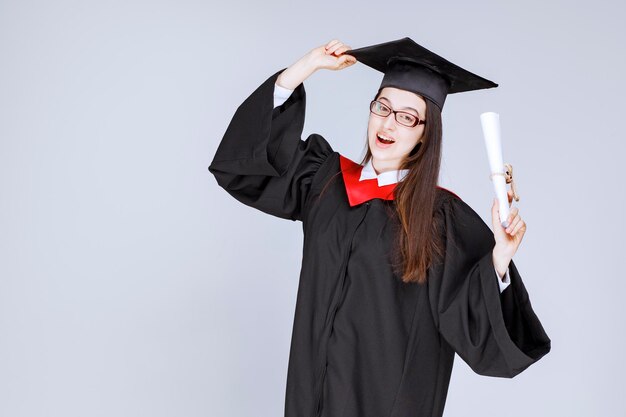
left=371, top=158, right=401, bottom=175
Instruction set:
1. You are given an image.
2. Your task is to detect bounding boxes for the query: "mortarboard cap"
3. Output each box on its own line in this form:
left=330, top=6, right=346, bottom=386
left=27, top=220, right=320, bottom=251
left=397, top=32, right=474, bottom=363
left=346, top=37, right=498, bottom=110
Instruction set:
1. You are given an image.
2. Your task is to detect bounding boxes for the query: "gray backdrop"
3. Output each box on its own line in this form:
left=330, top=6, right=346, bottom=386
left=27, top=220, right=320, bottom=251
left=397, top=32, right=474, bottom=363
left=1, top=0, right=624, bottom=416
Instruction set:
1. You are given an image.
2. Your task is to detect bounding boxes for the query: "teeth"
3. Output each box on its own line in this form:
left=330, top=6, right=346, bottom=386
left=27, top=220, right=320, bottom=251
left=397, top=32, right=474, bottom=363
left=377, top=133, right=395, bottom=142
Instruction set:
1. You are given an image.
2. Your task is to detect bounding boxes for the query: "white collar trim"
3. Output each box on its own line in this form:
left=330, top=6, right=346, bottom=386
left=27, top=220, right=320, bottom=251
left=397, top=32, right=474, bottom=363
left=358, top=159, right=410, bottom=187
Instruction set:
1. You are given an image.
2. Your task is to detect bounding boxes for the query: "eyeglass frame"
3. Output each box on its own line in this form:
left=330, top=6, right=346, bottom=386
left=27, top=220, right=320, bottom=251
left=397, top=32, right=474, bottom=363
left=369, top=100, right=426, bottom=127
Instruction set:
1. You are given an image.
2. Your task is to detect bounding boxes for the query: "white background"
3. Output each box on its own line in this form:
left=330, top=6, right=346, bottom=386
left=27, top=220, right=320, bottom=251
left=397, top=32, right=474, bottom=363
left=1, top=0, right=624, bottom=416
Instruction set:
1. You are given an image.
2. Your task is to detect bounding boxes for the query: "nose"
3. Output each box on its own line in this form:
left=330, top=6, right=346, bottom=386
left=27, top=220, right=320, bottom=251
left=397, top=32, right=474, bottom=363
left=383, top=113, right=396, bottom=130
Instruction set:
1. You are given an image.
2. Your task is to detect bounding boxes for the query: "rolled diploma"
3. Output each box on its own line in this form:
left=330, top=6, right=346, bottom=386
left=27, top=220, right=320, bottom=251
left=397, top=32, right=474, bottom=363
left=480, top=112, right=510, bottom=228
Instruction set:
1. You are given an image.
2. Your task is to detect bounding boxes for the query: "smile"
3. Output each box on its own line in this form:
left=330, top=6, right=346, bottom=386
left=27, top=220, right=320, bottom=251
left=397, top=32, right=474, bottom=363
left=377, top=133, right=395, bottom=144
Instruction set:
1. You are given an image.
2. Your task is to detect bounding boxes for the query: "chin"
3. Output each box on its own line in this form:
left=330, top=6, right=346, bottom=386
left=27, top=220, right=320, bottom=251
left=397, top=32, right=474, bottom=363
left=369, top=141, right=391, bottom=157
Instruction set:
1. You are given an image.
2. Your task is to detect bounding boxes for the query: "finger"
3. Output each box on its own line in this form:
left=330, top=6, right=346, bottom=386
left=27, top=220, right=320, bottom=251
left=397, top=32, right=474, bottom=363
left=334, top=55, right=349, bottom=68
left=492, top=197, right=500, bottom=216
left=510, top=219, right=526, bottom=237
left=325, top=39, right=340, bottom=50
left=507, top=206, right=519, bottom=225
left=491, top=198, right=501, bottom=230
left=505, top=215, right=521, bottom=234
left=337, top=54, right=356, bottom=67
left=508, top=189, right=513, bottom=206
left=327, top=42, right=345, bottom=55
left=333, top=45, right=352, bottom=56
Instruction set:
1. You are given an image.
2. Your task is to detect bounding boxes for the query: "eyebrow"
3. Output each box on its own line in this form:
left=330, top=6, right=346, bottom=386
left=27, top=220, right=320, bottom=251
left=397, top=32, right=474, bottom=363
left=378, top=96, right=421, bottom=116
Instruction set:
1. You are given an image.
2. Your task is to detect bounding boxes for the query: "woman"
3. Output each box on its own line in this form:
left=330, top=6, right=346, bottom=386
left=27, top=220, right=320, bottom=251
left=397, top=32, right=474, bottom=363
left=209, top=38, right=550, bottom=417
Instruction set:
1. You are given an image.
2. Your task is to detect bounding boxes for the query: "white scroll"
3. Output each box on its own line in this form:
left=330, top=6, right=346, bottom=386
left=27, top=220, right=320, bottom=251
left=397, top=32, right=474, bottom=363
left=480, top=112, right=510, bottom=228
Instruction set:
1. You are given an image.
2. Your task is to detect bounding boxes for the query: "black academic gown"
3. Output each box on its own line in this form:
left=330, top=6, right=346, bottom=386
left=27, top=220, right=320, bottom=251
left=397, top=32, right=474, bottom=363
left=209, top=68, right=551, bottom=417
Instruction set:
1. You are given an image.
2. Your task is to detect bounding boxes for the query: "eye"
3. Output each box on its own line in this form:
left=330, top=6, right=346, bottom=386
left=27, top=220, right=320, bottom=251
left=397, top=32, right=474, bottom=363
left=372, top=102, right=390, bottom=115
left=398, top=112, right=417, bottom=124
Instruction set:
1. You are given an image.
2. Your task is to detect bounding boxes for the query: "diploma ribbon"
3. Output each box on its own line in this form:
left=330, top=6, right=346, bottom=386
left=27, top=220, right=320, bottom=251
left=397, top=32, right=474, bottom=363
left=489, top=163, right=520, bottom=202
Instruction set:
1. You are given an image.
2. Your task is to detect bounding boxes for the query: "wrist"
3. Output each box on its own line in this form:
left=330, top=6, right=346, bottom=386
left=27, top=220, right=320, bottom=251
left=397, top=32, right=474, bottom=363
left=277, top=54, right=318, bottom=90
left=492, top=248, right=510, bottom=279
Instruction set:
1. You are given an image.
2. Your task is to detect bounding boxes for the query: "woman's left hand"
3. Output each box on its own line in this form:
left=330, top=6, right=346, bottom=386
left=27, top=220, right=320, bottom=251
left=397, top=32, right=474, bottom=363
left=491, top=189, right=526, bottom=277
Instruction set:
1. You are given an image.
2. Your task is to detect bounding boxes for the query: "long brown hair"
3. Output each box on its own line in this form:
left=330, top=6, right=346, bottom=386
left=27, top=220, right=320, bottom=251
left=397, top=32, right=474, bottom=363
left=359, top=89, right=445, bottom=284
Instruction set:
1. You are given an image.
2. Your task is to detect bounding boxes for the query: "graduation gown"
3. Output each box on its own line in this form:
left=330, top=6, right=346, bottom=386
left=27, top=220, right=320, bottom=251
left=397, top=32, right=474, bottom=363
left=208, top=68, right=551, bottom=417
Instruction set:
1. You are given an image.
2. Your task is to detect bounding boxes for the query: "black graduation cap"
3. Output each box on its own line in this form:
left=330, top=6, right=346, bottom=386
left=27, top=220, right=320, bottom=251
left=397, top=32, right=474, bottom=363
left=346, top=37, right=498, bottom=110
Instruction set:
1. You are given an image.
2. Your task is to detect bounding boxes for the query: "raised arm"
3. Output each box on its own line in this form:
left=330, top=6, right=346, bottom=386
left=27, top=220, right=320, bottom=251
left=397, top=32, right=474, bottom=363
left=208, top=40, right=356, bottom=221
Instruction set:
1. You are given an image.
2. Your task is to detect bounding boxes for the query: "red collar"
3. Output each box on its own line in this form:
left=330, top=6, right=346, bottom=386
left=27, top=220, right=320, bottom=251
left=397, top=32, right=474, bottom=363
left=339, top=155, right=462, bottom=207
left=340, top=155, right=397, bottom=207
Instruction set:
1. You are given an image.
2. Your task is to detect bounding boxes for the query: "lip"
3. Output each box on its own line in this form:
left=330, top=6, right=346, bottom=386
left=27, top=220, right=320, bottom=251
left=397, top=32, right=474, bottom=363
left=375, top=133, right=395, bottom=149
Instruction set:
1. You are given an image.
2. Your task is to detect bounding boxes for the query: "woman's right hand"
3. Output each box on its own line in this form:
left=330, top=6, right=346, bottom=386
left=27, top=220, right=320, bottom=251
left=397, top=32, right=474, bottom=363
left=276, top=39, right=356, bottom=90
left=307, top=39, right=356, bottom=71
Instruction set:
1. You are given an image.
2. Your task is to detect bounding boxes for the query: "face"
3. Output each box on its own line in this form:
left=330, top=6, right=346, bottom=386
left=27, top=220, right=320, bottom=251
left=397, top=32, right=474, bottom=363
left=367, top=87, right=427, bottom=173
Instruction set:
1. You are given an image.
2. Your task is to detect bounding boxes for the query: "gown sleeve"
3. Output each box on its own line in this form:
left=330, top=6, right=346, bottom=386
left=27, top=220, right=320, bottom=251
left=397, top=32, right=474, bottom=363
left=208, top=68, right=334, bottom=221
left=428, top=196, right=551, bottom=378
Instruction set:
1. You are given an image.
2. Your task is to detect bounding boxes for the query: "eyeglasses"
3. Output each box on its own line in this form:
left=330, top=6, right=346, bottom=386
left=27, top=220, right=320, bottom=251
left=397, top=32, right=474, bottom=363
left=369, top=100, right=426, bottom=127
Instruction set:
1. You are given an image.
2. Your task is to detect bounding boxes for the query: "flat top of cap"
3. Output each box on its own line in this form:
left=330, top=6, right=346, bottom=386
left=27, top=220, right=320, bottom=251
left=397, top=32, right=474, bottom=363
left=346, top=37, right=498, bottom=94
